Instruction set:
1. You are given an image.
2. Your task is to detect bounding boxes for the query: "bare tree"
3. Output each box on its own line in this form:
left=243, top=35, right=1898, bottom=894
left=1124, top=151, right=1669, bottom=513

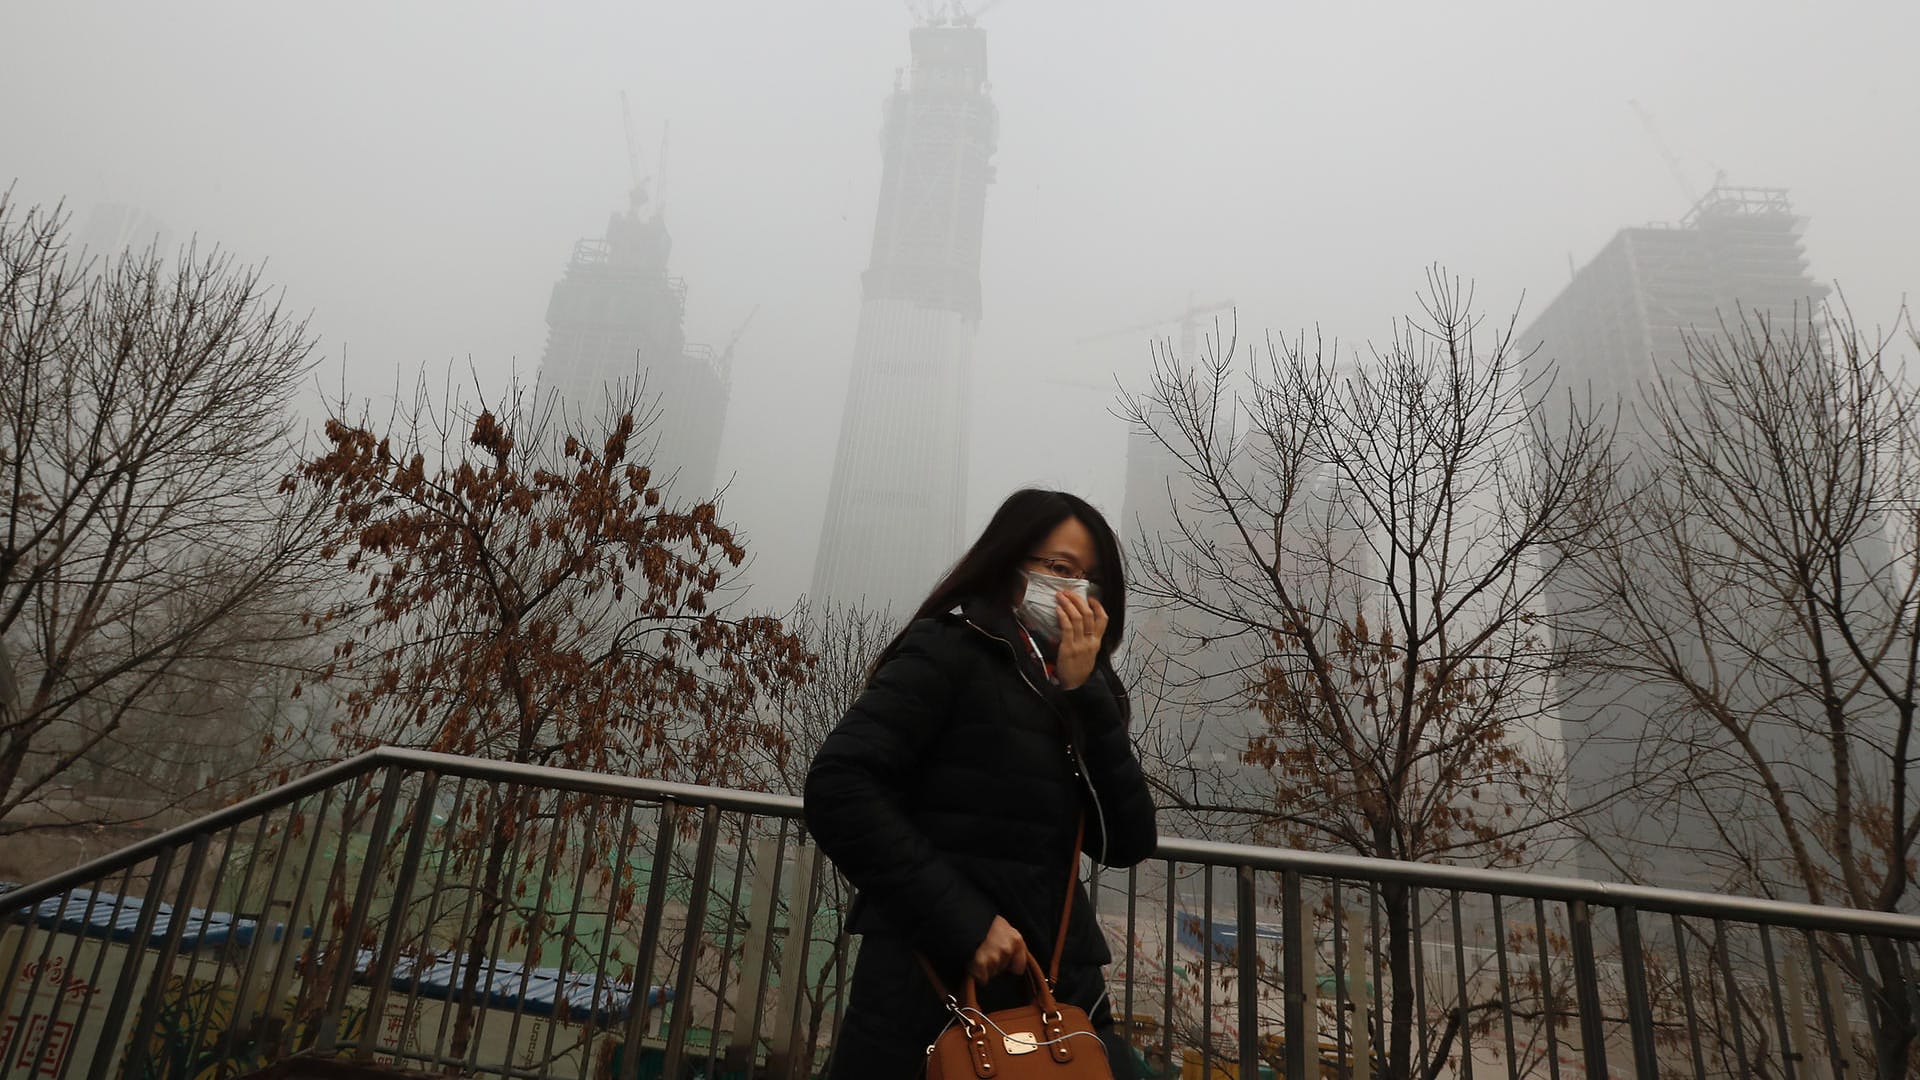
left=759, top=599, right=893, bottom=1065
left=0, top=194, right=323, bottom=835
left=1123, top=270, right=1615, bottom=1079
left=761, top=598, right=894, bottom=797
left=1562, top=305, right=1920, bottom=1075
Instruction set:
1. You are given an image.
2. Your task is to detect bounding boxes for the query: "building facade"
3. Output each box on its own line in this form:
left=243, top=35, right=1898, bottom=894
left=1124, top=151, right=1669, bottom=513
left=535, top=196, right=728, bottom=501
left=1523, top=186, right=1830, bottom=888
left=810, top=23, right=997, bottom=613
left=1524, top=186, right=1824, bottom=413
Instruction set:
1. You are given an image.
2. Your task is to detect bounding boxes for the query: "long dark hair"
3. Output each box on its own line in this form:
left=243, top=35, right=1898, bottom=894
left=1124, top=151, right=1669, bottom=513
left=873, top=488, right=1129, bottom=713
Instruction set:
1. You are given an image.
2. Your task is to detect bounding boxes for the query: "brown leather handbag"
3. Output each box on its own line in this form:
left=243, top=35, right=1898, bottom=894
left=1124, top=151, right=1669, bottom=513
left=924, top=953, right=1111, bottom=1080
left=921, top=820, right=1113, bottom=1080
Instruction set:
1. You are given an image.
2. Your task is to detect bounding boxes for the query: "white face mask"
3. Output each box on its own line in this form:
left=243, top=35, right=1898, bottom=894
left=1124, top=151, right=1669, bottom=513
left=1015, top=570, right=1091, bottom=644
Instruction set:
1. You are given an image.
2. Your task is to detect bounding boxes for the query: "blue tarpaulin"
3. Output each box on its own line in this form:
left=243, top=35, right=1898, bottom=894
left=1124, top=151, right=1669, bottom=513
left=1, top=884, right=672, bottom=1023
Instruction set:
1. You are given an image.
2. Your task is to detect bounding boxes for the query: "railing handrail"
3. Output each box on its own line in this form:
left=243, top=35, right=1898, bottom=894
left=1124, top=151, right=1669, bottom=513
left=8, top=744, right=1920, bottom=942
left=0, top=746, right=807, bottom=915
left=1154, top=836, right=1920, bottom=939
left=2, top=750, right=386, bottom=914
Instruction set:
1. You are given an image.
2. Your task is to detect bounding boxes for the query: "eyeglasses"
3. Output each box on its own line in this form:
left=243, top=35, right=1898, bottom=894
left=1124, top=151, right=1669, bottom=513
left=1025, top=555, right=1100, bottom=589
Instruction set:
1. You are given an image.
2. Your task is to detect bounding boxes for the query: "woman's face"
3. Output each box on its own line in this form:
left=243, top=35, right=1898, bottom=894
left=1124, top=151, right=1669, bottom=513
left=1022, top=516, right=1099, bottom=585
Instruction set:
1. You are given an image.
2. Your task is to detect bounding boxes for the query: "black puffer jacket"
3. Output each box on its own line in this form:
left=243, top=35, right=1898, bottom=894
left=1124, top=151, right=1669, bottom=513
left=803, top=597, right=1158, bottom=979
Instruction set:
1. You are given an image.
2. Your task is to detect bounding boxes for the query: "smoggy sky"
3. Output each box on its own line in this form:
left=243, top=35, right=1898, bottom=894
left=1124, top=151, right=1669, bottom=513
left=5, top=1, right=1916, bottom=607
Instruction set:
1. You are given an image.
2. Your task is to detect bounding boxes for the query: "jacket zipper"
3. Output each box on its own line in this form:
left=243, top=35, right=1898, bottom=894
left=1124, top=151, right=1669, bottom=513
left=960, top=616, right=1110, bottom=868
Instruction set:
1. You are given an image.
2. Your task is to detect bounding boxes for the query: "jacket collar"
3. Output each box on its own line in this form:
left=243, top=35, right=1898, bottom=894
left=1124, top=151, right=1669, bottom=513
left=958, top=595, right=1058, bottom=684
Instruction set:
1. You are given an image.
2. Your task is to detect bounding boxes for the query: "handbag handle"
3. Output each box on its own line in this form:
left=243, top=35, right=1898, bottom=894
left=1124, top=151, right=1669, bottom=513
left=948, top=944, right=1087, bottom=1069
left=952, top=943, right=1063, bottom=1016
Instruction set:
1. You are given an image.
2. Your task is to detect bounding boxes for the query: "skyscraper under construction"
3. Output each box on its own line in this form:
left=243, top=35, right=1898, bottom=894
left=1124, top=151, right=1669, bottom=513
left=1523, top=186, right=1825, bottom=417
left=535, top=190, right=729, bottom=501
left=1523, top=185, right=1829, bottom=887
left=811, top=20, right=997, bottom=612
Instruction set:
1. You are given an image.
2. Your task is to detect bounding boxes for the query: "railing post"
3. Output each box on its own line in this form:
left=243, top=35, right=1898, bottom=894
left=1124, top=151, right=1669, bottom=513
left=662, top=806, right=722, bottom=1076
left=1568, top=900, right=1611, bottom=1079
left=0, top=903, right=50, bottom=1069
left=1803, top=930, right=1850, bottom=1080
left=618, top=801, right=679, bottom=1080
left=357, top=770, right=439, bottom=1059
left=121, top=833, right=215, bottom=1078
left=1669, top=913, right=1708, bottom=1079
left=1616, top=903, right=1660, bottom=1078
left=1451, top=891, right=1474, bottom=1080
left=1283, top=869, right=1310, bottom=1080
left=316, top=764, right=405, bottom=1052
left=775, top=844, right=824, bottom=1080
left=259, top=785, right=338, bottom=1057
left=1237, top=865, right=1259, bottom=1077
left=0, top=891, right=47, bottom=1060
left=726, top=831, right=785, bottom=1072
left=1758, top=922, right=1804, bottom=1076
left=1124, top=863, right=1138, bottom=1052
left=1713, top=920, right=1752, bottom=1073
left=1162, top=859, right=1176, bottom=1069
left=1532, top=898, right=1563, bottom=1079
left=1760, top=925, right=1801, bottom=1080
left=216, top=796, right=308, bottom=1065
left=1346, top=906, right=1372, bottom=1080
left=84, top=846, right=174, bottom=1080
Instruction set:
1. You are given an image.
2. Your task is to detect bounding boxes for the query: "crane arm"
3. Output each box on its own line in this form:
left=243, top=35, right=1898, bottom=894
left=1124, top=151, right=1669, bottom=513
left=1073, top=299, right=1235, bottom=346
left=1628, top=98, right=1697, bottom=207
left=620, top=91, right=646, bottom=213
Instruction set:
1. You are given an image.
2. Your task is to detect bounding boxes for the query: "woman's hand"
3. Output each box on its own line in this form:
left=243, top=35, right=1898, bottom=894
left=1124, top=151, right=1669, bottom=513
left=1054, top=591, right=1107, bottom=690
left=969, top=916, right=1029, bottom=984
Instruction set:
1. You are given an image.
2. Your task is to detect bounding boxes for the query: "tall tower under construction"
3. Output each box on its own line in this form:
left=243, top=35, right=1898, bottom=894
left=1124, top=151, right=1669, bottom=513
left=1524, top=185, right=1829, bottom=887
left=811, top=21, right=997, bottom=612
left=535, top=191, right=729, bottom=501
left=1523, top=186, right=1825, bottom=416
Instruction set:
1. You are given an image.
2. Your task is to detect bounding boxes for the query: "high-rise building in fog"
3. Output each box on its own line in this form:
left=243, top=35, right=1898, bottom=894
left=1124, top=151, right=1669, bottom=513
left=1120, top=324, right=1252, bottom=803
left=536, top=194, right=728, bottom=500
left=1524, top=186, right=1824, bottom=413
left=811, top=22, right=997, bottom=612
left=1523, top=185, right=1829, bottom=887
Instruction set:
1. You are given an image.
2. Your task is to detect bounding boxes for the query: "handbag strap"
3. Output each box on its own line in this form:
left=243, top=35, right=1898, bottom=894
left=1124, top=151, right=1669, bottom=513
left=1046, top=815, right=1084, bottom=984
left=918, top=814, right=1085, bottom=1000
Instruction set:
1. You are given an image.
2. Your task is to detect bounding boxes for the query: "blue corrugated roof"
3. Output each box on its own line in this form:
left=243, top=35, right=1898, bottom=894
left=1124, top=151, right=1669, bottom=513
left=373, top=952, right=671, bottom=1023
left=2, top=884, right=672, bottom=1022
left=0, top=884, right=288, bottom=950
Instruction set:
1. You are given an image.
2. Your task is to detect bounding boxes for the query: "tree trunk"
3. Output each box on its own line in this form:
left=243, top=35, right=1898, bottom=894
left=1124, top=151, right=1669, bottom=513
left=448, top=788, right=521, bottom=1063
left=0, top=638, right=22, bottom=810
left=1382, top=880, right=1415, bottom=1080
left=1869, top=938, right=1915, bottom=1080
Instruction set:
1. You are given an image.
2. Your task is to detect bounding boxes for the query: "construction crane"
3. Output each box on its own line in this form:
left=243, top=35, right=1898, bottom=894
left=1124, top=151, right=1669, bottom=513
left=715, top=304, right=759, bottom=381
left=619, top=91, right=648, bottom=215
left=1628, top=99, right=1698, bottom=209
left=656, top=120, right=671, bottom=212
left=1074, top=296, right=1236, bottom=358
left=1022, top=297, right=1235, bottom=397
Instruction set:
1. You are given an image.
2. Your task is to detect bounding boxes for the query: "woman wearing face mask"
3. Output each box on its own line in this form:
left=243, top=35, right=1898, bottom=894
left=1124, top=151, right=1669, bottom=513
left=805, top=488, right=1158, bottom=1079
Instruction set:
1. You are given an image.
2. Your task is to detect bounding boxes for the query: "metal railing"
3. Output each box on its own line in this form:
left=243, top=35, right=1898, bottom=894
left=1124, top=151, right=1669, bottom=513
left=3, top=747, right=1918, bottom=1079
